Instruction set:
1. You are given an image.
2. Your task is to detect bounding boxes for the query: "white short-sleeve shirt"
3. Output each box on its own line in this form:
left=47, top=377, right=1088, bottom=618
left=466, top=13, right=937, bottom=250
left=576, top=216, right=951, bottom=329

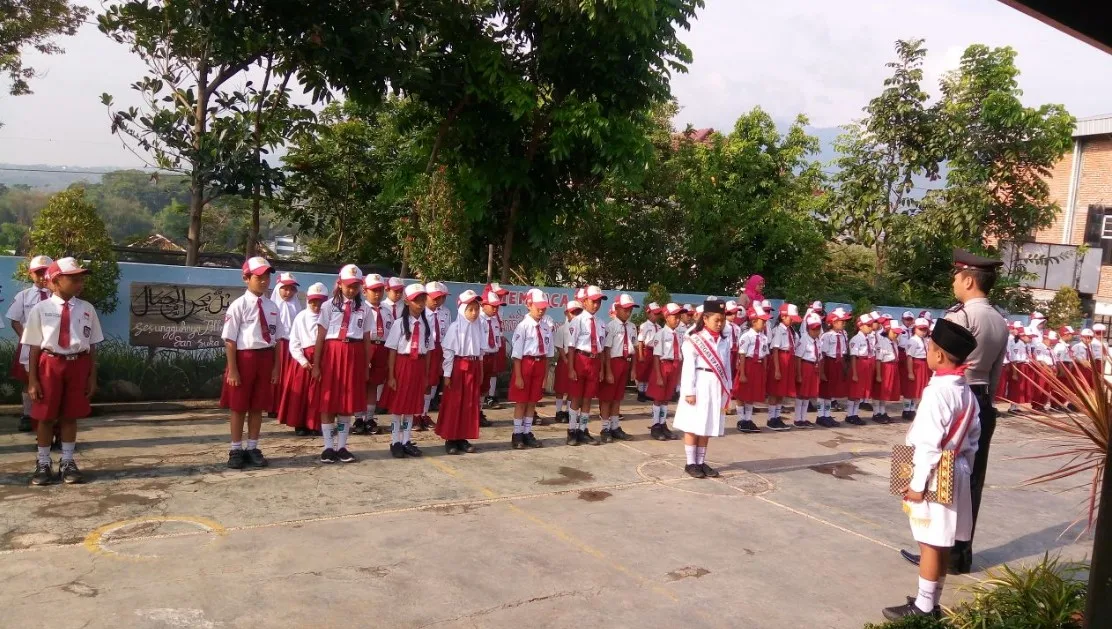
left=511, top=316, right=555, bottom=359
left=21, top=295, right=104, bottom=354
left=819, top=330, right=848, bottom=359
left=794, top=332, right=821, bottom=362
left=385, top=314, right=434, bottom=355
left=605, top=318, right=636, bottom=358
left=738, top=328, right=769, bottom=359
left=849, top=332, right=873, bottom=358
left=222, top=291, right=283, bottom=350
left=653, top=326, right=683, bottom=360
left=769, top=323, right=795, bottom=352
left=567, top=311, right=607, bottom=353
left=875, top=336, right=898, bottom=363
left=315, top=298, right=367, bottom=341
left=905, top=335, right=929, bottom=360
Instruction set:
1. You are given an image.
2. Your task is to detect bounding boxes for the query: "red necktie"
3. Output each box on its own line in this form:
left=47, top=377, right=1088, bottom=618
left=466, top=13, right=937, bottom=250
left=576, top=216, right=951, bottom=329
left=787, top=328, right=795, bottom=353
left=434, top=313, right=441, bottom=344
left=257, top=299, right=272, bottom=344
left=836, top=334, right=843, bottom=358
left=409, top=321, right=420, bottom=357
left=38, top=289, right=48, bottom=302
left=622, top=324, right=630, bottom=357
left=535, top=322, right=545, bottom=355
left=338, top=301, right=351, bottom=339
left=590, top=318, right=599, bottom=354
left=487, top=320, right=495, bottom=348
left=58, top=301, right=71, bottom=349
left=372, top=306, right=383, bottom=337
left=754, top=335, right=760, bottom=358
left=672, top=330, right=680, bottom=361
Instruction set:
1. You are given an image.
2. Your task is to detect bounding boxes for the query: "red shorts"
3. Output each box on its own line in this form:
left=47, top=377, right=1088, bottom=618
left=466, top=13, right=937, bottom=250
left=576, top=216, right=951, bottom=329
left=598, top=356, right=632, bottom=402
left=766, top=350, right=796, bottom=398
left=220, top=348, right=275, bottom=413
left=482, top=353, right=500, bottom=382
left=795, top=359, right=820, bottom=399
left=508, top=356, right=547, bottom=403
left=554, top=355, right=572, bottom=396
left=31, top=352, right=93, bottom=421
left=569, top=352, right=603, bottom=401
left=9, top=344, right=28, bottom=384
left=645, top=359, right=679, bottom=402
left=368, top=342, right=389, bottom=387
left=635, top=350, right=654, bottom=382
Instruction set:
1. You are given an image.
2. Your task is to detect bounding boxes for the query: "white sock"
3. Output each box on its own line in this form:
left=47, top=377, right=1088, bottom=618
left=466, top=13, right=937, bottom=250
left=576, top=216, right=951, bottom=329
left=322, top=424, right=335, bottom=450
left=37, top=445, right=51, bottom=465
left=795, top=399, right=806, bottom=421
left=878, top=401, right=887, bottom=414
left=366, top=404, right=376, bottom=421
left=660, top=406, right=668, bottom=424
left=336, top=417, right=352, bottom=449
left=402, top=416, right=413, bottom=443
left=848, top=400, right=859, bottom=416
left=22, top=392, right=32, bottom=415
left=915, top=577, right=937, bottom=613
left=59, top=442, right=75, bottom=462
left=231, top=441, right=243, bottom=451
left=524, top=416, right=534, bottom=433
left=556, top=399, right=565, bottom=413
left=611, top=415, right=621, bottom=431
left=912, top=400, right=919, bottom=411
left=601, top=417, right=611, bottom=431
left=685, top=444, right=697, bottom=465
left=424, top=394, right=433, bottom=414
left=935, top=576, right=946, bottom=607
left=513, top=418, right=524, bottom=434
left=391, top=416, right=402, bottom=443
left=742, top=404, right=752, bottom=421
left=376, top=384, right=384, bottom=401
left=696, top=446, right=707, bottom=465
left=488, top=377, right=497, bottom=397
left=637, top=382, right=647, bottom=392
left=246, top=439, right=258, bottom=451
left=904, top=399, right=913, bottom=411
left=580, top=412, right=590, bottom=430
left=651, top=405, right=661, bottom=423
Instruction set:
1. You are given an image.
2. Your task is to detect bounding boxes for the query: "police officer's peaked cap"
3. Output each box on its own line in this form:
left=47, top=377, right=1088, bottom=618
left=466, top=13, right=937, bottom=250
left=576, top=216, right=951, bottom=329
left=953, top=249, right=1003, bottom=272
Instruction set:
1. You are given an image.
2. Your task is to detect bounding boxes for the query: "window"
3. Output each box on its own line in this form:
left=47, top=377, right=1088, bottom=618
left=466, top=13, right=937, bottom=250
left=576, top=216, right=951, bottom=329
left=1104, top=215, right=1112, bottom=240
left=1084, top=205, right=1112, bottom=265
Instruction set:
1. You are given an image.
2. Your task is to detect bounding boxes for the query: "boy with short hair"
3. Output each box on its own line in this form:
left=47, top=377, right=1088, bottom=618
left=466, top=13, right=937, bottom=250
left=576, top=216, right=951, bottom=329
left=23, top=257, right=103, bottom=486
left=7, top=255, right=53, bottom=434
left=599, top=294, right=639, bottom=442
left=565, top=285, right=608, bottom=446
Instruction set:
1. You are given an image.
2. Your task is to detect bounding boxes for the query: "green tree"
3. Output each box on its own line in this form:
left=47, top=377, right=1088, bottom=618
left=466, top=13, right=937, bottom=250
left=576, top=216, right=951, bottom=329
left=403, top=167, right=477, bottom=281
left=20, top=189, right=121, bottom=313
left=1, top=0, right=89, bottom=98
left=1045, top=286, right=1082, bottom=331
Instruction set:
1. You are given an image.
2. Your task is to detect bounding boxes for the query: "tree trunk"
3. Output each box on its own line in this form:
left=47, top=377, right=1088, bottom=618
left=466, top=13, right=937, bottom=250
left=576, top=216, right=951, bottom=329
left=499, top=189, right=522, bottom=284
left=1086, top=444, right=1112, bottom=628
left=247, top=182, right=261, bottom=258
left=186, top=65, right=210, bottom=267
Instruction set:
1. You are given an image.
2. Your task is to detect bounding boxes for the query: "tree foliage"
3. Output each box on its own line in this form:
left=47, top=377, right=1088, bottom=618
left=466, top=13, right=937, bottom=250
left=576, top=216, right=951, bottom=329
left=20, top=189, right=121, bottom=314
left=1045, top=286, right=1083, bottom=331
left=1, top=0, right=89, bottom=97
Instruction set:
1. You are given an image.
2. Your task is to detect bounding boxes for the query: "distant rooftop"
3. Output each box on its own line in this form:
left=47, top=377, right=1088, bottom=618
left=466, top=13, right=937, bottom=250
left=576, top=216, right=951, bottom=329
left=1074, top=114, right=1112, bottom=138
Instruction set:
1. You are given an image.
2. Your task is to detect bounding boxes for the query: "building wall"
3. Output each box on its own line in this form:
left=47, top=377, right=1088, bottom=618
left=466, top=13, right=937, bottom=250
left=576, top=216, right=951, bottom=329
left=1035, top=143, right=1075, bottom=244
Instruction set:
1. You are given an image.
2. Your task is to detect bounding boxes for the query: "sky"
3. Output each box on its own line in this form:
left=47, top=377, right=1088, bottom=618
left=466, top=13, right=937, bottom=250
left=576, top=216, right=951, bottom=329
left=1, top=0, right=1111, bottom=168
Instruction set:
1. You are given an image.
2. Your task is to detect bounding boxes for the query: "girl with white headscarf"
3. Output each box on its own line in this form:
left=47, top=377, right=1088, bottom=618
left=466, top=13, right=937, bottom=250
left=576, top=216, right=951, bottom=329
left=435, top=290, right=489, bottom=455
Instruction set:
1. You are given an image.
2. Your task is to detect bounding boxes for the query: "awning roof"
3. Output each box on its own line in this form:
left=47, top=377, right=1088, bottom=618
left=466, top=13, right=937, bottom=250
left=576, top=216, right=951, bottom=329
left=1000, top=1, right=1112, bottom=55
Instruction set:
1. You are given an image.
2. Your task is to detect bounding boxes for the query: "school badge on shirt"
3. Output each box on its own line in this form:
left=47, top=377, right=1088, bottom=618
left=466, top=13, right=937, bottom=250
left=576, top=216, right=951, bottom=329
left=83, top=326, right=91, bottom=339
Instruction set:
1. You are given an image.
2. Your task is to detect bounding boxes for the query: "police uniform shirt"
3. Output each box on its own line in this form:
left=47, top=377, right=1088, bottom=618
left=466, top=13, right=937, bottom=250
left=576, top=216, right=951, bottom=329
left=315, top=297, right=366, bottom=341
left=945, top=298, right=1008, bottom=394
left=222, top=291, right=283, bottom=350
left=21, top=295, right=104, bottom=354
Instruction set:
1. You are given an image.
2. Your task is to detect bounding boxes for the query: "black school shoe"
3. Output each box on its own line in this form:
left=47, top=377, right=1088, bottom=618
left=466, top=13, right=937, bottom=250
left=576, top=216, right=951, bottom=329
left=245, top=448, right=268, bottom=468
left=336, top=448, right=357, bottom=464
left=882, top=598, right=940, bottom=621
left=479, top=412, right=492, bottom=427
left=599, top=429, right=612, bottom=444
left=522, top=433, right=541, bottom=449
left=294, top=427, right=310, bottom=437
left=684, top=464, right=706, bottom=479
left=610, top=427, right=633, bottom=441
left=390, top=442, right=406, bottom=459
left=320, top=448, right=340, bottom=464
left=30, top=460, right=54, bottom=486
left=859, top=402, right=873, bottom=411
left=353, top=417, right=367, bottom=433
left=18, top=415, right=32, bottom=432
left=845, top=415, right=866, bottom=426
left=59, top=459, right=85, bottom=484
left=793, top=420, right=814, bottom=429
left=661, top=425, right=680, bottom=440
left=700, top=463, right=720, bottom=478
left=737, top=420, right=761, bottom=433
left=403, top=442, right=423, bottom=457
left=767, top=418, right=792, bottom=431
left=446, top=441, right=461, bottom=455
left=576, top=429, right=600, bottom=446
left=511, top=433, right=525, bottom=450
left=555, top=410, right=569, bottom=423
left=566, top=430, right=579, bottom=446
left=651, top=424, right=667, bottom=441
left=227, top=449, right=247, bottom=469
left=483, top=396, right=499, bottom=409
left=816, top=417, right=840, bottom=428
left=636, top=392, right=649, bottom=403
left=872, top=414, right=891, bottom=425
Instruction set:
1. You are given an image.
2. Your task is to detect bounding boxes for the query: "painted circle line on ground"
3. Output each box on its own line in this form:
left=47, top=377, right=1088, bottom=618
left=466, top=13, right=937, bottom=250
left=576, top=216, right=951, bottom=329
left=83, top=516, right=227, bottom=560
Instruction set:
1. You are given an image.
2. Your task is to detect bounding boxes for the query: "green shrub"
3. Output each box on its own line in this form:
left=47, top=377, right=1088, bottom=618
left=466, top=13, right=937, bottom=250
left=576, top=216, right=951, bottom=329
left=633, top=282, right=672, bottom=325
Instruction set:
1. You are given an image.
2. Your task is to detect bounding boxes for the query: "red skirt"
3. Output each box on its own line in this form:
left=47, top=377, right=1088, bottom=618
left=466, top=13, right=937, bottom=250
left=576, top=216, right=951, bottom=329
left=508, top=356, right=547, bottom=403
left=897, top=349, right=908, bottom=388
left=277, top=347, right=320, bottom=430
left=220, top=348, right=276, bottom=413
left=1030, top=363, right=1050, bottom=407
left=9, top=344, right=28, bottom=384
left=796, top=360, right=820, bottom=399
left=368, top=342, right=389, bottom=387
left=427, top=346, right=444, bottom=385
left=849, top=357, right=875, bottom=400
left=635, top=349, right=654, bottom=382
left=317, top=340, right=368, bottom=416
left=902, top=357, right=929, bottom=400
left=570, top=352, right=603, bottom=401
left=598, top=356, right=631, bottom=402
left=996, top=364, right=1012, bottom=402
left=646, top=359, right=679, bottom=402
left=1014, top=363, right=1034, bottom=404
left=820, top=357, right=848, bottom=399
left=435, top=357, right=482, bottom=440
left=31, top=352, right=93, bottom=421
left=877, top=361, right=901, bottom=402
left=733, top=357, right=766, bottom=403
left=766, top=349, right=796, bottom=398
left=270, top=339, right=290, bottom=412
left=383, top=352, right=428, bottom=415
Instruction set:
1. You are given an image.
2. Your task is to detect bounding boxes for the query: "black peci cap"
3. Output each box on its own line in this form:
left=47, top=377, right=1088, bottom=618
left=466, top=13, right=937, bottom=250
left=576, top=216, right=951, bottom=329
left=930, top=318, right=978, bottom=363
left=953, top=248, right=1003, bottom=273
left=702, top=298, right=726, bottom=315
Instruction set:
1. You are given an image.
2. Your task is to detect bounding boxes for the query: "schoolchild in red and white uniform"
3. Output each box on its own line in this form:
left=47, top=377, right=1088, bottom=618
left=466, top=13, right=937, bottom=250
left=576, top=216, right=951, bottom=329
left=599, top=293, right=638, bottom=443
left=734, top=303, right=771, bottom=434
left=1093, top=323, right=1108, bottom=364
left=791, top=312, right=824, bottom=429
left=220, top=257, right=283, bottom=470
left=873, top=320, right=903, bottom=423
left=817, top=308, right=852, bottom=428
left=1075, top=328, right=1099, bottom=387
left=902, top=318, right=932, bottom=419
left=383, top=283, right=434, bottom=458
left=635, top=302, right=662, bottom=402
left=382, top=277, right=405, bottom=322
left=482, top=282, right=511, bottom=407
left=1029, top=327, right=1053, bottom=411
left=646, top=303, right=683, bottom=441
left=7, top=254, right=52, bottom=434
left=356, top=274, right=390, bottom=435
left=436, top=290, right=487, bottom=455
left=418, top=281, right=451, bottom=431
left=278, top=282, right=328, bottom=436
left=508, top=289, right=554, bottom=449
left=845, top=314, right=875, bottom=426
left=565, top=285, right=608, bottom=446
left=897, top=311, right=915, bottom=414
left=477, top=289, right=504, bottom=425
left=22, top=257, right=103, bottom=486
left=766, top=302, right=801, bottom=431
left=311, top=264, right=370, bottom=465
left=553, top=300, right=582, bottom=423
left=269, top=272, right=301, bottom=416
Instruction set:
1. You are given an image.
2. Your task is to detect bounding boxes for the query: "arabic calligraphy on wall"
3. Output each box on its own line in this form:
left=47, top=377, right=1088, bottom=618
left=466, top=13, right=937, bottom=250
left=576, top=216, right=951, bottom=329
left=129, top=283, right=239, bottom=349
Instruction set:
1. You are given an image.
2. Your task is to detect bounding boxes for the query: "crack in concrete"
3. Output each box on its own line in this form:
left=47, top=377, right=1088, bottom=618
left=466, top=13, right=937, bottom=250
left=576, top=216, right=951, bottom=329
left=415, top=589, right=594, bottom=628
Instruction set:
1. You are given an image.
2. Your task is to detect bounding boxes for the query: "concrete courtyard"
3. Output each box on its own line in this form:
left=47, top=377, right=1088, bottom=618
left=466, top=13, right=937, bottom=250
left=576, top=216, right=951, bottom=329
left=0, top=399, right=1094, bottom=629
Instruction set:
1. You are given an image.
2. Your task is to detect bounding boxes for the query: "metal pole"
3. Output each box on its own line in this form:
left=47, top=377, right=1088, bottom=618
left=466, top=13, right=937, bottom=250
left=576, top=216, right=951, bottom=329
left=1086, top=440, right=1112, bottom=628
left=486, top=244, right=494, bottom=282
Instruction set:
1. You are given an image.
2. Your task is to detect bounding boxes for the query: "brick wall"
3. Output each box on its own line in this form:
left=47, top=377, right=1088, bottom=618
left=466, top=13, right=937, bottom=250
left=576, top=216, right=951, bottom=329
left=1072, top=136, right=1112, bottom=246
left=1035, top=143, right=1075, bottom=244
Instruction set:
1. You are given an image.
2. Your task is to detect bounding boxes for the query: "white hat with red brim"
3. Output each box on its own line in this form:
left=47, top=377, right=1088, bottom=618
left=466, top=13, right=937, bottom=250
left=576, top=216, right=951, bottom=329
left=811, top=301, right=823, bottom=311
left=338, top=264, right=363, bottom=285
left=566, top=300, right=583, bottom=312
left=276, top=272, right=299, bottom=287
left=858, top=314, right=873, bottom=326
left=487, top=282, right=509, bottom=296
left=242, top=256, right=273, bottom=276
left=760, top=299, right=771, bottom=309
left=525, top=288, right=549, bottom=308
left=695, top=305, right=704, bottom=314
left=386, top=277, right=405, bottom=291
left=683, top=304, right=695, bottom=313
left=29, top=255, right=53, bottom=272
left=725, top=300, right=739, bottom=314
left=482, top=289, right=502, bottom=306
left=647, top=302, right=662, bottom=313
left=615, top=294, right=639, bottom=309
left=1060, top=326, right=1076, bottom=335
left=425, top=281, right=448, bottom=299
left=902, top=311, right=915, bottom=320
left=1047, top=331, right=1059, bottom=340
left=575, top=287, right=588, bottom=301
left=664, top=303, right=683, bottom=316
left=888, top=321, right=905, bottom=332
left=404, top=283, right=426, bottom=300
left=583, top=285, right=608, bottom=301
left=1095, top=323, right=1107, bottom=333
left=779, top=303, right=802, bottom=323
left=748, top=304, right=771, bottom=320
left=1082, top=328, right=1094, bottom=337
left=363, top=274, right=385, bottom=290
left=46, top=257, right=90, bottom=281
left=306, top=282, right=329, bottom=301
left=804, top=312, right=823, bottom=329
left=1031, top=311, right=1046, bottom=321
left=915, top=318, right=931, bottom=329
left=457, top=289, right=480, bottom=305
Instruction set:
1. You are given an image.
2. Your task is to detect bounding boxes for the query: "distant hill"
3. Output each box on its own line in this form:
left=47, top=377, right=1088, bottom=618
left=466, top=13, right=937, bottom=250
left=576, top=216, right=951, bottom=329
left=0, top=164, right=146, bottom=191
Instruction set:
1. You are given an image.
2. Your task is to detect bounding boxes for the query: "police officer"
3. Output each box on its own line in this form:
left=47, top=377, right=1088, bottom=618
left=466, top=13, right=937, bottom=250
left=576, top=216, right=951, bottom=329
left=900, top=249, right=1010, bottom=574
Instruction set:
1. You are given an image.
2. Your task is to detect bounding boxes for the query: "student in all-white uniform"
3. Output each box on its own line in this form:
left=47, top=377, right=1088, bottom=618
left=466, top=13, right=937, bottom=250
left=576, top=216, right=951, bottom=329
left=674, top=299, right=732, bottom=479
left=7, top=255, right=51, bottom=434
left=883, top=319, right=980, bottom=621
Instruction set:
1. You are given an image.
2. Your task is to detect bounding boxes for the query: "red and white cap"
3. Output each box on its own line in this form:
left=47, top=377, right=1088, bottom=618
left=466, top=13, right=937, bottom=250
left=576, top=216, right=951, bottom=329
left=902, top=311, right=915, bottom=320
left=1094, top=323, right=1107, bottom=334
left=614, top=293, right=639, bottom=309
left=575, top=287, right=588, bottom=301
left=748, top=303, right=771, bottom=320
left=1060, top=326, right=1076, bottom=335
left=242, top=256, right=273, bottom=276
left=338, top=264, right=363, bottom=285
left=914, top=317, right=931, bottom=329
left=810, top=300, right=823, bottom=311
left=695, top=305, right=704, bottom=314
left=306, top=282, right=329, bottom=301
left=1047, top=330, right=1059, bottom=341
left=404, top=283, right=426, bottom=300
left=386, top=277, right=405, bottom=291
left=276, top=272, right=298, bottom=287
left=919, top=310, right=933, bottom=320
left=888, top=320, right=905, bottom=332
left=524, top=288, right=550, bottom=308
left=874, top=311, right=892, bottom=323
left=482, top=289, right=502, bottom=306
left=826, top=307, right=851, bottom=323
left=1011, top=320, right=1025, bottom=331
left=725, top=300, right=739, bottom=314
left=566, top=300, right=584, bottom=313
left=858, top=313, right=873, bottom=326
left=1031, top=311, right=1046, bottom=321
left=760, top=299, right=771, bottom=309
left=363, top=273, right=385, bottom=290
left=1082, top=328, right=1094, bottom=337
left=804, top=312, right=823, bottom=329
left=486, top=282, right=509, bottom=297
left=664, top=303, right=684, bottom=316
left=457, top=289, right=480, bottom=305
left=779, top=303, right=802, bottom=323
left=583, top=285, right=607, bottom=301
left=29, top=255, right=53, bottom=272
left=46, top=257, right=90, bottom=281
left=425, top=281, right=448, bottom=298
left=683, top=303, right=695, bottom=313
left=1022, top=326, right=1038, bottom=336
left=647, top=301, right=662, bottom=314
